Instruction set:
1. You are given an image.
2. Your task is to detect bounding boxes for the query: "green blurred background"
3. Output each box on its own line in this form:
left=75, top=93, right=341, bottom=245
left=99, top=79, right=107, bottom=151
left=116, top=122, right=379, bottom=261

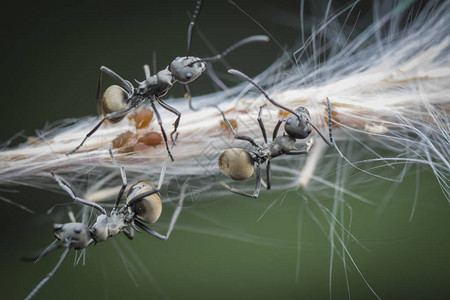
left=0, top=1, right=449, bottom=299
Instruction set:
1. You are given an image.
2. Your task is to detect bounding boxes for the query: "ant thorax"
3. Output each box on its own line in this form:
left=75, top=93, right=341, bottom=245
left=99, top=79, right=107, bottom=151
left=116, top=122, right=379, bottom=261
left=136, top=67, right=174, bottom=97
left=90, top=214, right=128, bottom=243
left=261, top=135, right=297, bottom=159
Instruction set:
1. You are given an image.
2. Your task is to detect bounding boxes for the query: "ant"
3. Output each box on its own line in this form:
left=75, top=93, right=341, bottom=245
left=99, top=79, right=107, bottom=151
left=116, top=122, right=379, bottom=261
left=67, top=0, right=269, bottom=161
left=218, top=69, right=334, bottom=198
left=24, top=147, right=187, bottom=300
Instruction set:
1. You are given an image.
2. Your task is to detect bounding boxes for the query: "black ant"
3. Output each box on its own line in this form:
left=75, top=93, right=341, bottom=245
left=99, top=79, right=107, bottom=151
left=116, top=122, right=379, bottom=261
left=24, top=146, right=188, bottom=299
left=67, top=0, right=269, bottom=161
left=218, top=69, right=334, bottom=198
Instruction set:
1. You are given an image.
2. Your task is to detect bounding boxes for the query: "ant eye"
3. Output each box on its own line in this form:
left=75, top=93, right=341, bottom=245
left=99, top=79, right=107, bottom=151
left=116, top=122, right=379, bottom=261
left=185, top=72, right=193, bottom=80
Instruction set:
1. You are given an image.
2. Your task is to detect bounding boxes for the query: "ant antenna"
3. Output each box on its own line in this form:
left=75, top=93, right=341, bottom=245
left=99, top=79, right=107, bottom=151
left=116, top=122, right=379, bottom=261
left=200, top=35, right=269, bottom=64
left=228, top=69, right=334, bottom=146
left=307, top=97, right=334, bottom=146
left=186, top=0, right=203, bottom=56
left=22, top=241, right=62, bottom=263
left=299, top=97, right=334, bottom=146
left=227, top=69, right=301, bottom=119
left=228, top=0, right=296, bottom=67
left=326, top=97, right=334, bottom=144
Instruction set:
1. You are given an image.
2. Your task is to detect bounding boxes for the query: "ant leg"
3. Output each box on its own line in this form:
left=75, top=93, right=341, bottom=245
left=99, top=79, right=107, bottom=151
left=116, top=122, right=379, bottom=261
left=67, top=104, right=138, bottom=155
left=24, top=247, right=70, bottom=300
left=272, top=119, right=284, bottom=140
left=108, top=149, right=128, bottom=213
left=220, top=163, right=262, bottom=199
left=98, top=66, right=133, bottom=94
left=155, top=97, right=181, bottom=145
left=123, top=228, right=134, bottom=240
left=150, top=100, right=174, bottom=161
left=218, top=108, right=261, bottom=148
left=257, top=105, right=268, bottom=143
left=143, top=64, right=151, bottom=79
left=52, top=173, right=107, bottom=214
left=183, top=84, right=199, bottom=111
left=133, top=179, right=190, bottom=240
left=134, top=220, right=165, bottom=240
left=67, top=118, right=106, bottom=155
left=266, top=159, right=271, bottom=190
left=22, top=241, right=63, bottom=262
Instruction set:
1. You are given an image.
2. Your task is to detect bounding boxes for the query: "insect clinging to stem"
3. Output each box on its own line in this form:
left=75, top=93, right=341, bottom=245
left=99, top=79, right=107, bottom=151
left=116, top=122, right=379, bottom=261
left=67, top=0, right=269, bottom=161
left=218, top=69, right=334, bottom=198
left=24, top=146, right=188, bottom=300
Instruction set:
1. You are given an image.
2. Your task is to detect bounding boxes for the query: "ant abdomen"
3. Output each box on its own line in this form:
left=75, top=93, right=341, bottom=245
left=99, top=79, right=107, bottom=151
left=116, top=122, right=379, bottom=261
left=126, top=181, right=162, bottom=223
left=101, top=85, right=128, bottom=123
left=218, top=148, right=254, bottom=181
left=285, top=107, right=312, bottom=139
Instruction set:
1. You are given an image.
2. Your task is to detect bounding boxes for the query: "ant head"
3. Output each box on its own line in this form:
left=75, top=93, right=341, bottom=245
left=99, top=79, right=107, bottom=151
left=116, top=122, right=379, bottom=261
left=126, top=181, right=162, bottom=224
left=101, top=85, right=128, bottom=123
left=218, top=148, right=255, bottom=181
left=169, top=56, right=206, bottom=84
left=284, top=107, right=312, bottom=139
left=53, top=222, right=91, bottom=249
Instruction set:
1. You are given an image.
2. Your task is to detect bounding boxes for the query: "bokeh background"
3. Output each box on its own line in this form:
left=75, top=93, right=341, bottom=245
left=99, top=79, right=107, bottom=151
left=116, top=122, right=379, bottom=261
left=0, top=0, right=449, bottom=299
